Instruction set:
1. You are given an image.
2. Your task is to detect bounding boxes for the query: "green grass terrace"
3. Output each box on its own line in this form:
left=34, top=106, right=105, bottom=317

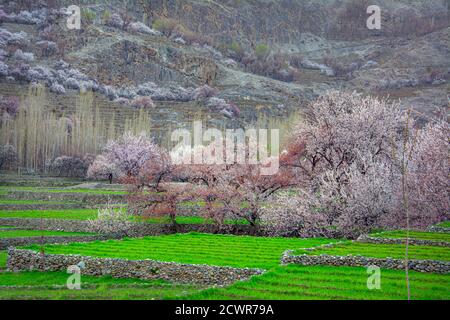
left=293, top=242, right=450, bottom=261
left=0, top=271, right=204, bottom=300
left=0, top=209, right=249, bottom=224
left=0, top=229, right=94, bottom=238
left=25, top=233, right=337, bottom=269
left=371, top=230, right=450, bottom=242
left=437, top=221, right=450, bottom=228
left=187, top=264, right=450, bottom=300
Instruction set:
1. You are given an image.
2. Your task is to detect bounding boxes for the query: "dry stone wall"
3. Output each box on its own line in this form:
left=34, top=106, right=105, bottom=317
left=281, top=250, right=450, bottom=274
left=7, top=248, right=264, bottom=286
left=357, top=234, right=450, bottom=248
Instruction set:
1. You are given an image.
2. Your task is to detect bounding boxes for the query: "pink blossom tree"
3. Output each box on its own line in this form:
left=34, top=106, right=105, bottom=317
left=268, top=91, right=448, bottom=237
left=270, top=91, right=405, bottom=237
left=87, top=132, right=162, bottom=180
left=391, top=119, right=450, bottom=228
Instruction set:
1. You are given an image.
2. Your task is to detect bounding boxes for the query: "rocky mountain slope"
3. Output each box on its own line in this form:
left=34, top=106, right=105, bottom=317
left=0, top=0, right=448, bottom=127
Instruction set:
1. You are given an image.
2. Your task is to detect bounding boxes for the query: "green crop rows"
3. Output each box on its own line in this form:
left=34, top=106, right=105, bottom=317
left=25, top=233, right=337, bottom=269
left=371, top=230, right=450, bottom=242
left=0, top=229, right=93, bottom=238
left=0, top=271, right=205, bottom=300
left=294, top=242, right=450, bottom=261
left=437, top=221, right=450, bottom=228
left=0, top=209, right=98, bottom=220
left=187, top=265, right=450, bottom=300
left=0, top=251, right=6, bottom=269
left=0, top=209, right=248, bottom=224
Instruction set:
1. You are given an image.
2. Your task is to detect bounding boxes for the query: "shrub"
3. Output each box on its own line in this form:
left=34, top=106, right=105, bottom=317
left=89, top=132, right=162, bottom=179
left=49, top=82, right=65, bottom=94
left=13, top=49, right=34, bottom=62
left=206, top=97, right=240, bottom=118
left=87, top=155, right=119, bottom=181
left=47, top=155, right=93, bottom=177
left=116, top=86, right=136, bottom=99
left=193, top=85, right=218, bottom=100
left=35, top=40, right=58, bottom=57
left=130, top=96, right=155, bottom=109
left=0, top=10, right=9, bottom=23
left=87, top=204, right=134, bottom=236
left=0, top=95, right=20, bottom=116
left=0, top=144, right=17, bottom=170
left=174, top=37, right=186, bottom=45
left=136, top=82, right=194, bottom=102
left=0, top=49, right=7, bottom=60
left=152, top=18, right=179, bottom=36
left=100, top=85, right=118, bottom=101
left=81, top=8, right=96, bottom=26
left=7, top=31, right=28, bottom=47
left=128, top=22, right=161, bottom=36
left=0, top=62, right=8, bottom=76
left=255, top=43, right=269, bottom=59
left=106, top=13, right=124, bottom=29
left=63, top=77, right=80, bottom=90
left=227, top=40, right=244, bottom=60
left=114, top=97, right=130, bottom=106
left=101, top=10, right=111, bottom=25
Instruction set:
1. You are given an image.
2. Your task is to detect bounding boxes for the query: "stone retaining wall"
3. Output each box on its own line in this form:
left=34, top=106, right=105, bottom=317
left=7, top=248, right=264, bottom=285
left=357, top=234, right=450, bottom=247
left=281, top=250, right=450, bottom=274
left=428, top=226, right=450, bottom=233
left=0, top=235, right=109, bottom=250
left=0, top=217, right=261, bottom=236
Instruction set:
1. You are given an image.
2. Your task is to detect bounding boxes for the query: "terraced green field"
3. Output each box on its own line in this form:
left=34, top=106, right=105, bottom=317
left=0, top=271, right=204, bottom=300
left=372, top=230, right=450, bottom=242
left=0, top=186, right=127, bottom=195
left=0, top=251, right=6, bottom=269
left=187, top=265, right=450, bottom=300
left=294, top=242, right=450, bottom=261
left=0, top=209, right=98, bottom=220
left=437, top=221, right=450, bottom=228
left=0, top=229, right=93, bottom=238
left=0, top=209, right=248, bottom=225
left=26, top=233, right=337, bottom=269
left=1, top=176, right=448, bottom=300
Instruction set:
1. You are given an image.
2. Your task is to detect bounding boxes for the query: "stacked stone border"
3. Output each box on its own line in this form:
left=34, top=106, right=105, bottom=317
left=357, top=234, right=450, bottom=248
left=281, top=243, right=450, bottom=274
left=0, top=235, right=112, bottom=250
left=7, top=248, right=264, bottom=286
left=428, top=226, right=450, bottom=233
left=0, top=226, right=20, bottom=231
